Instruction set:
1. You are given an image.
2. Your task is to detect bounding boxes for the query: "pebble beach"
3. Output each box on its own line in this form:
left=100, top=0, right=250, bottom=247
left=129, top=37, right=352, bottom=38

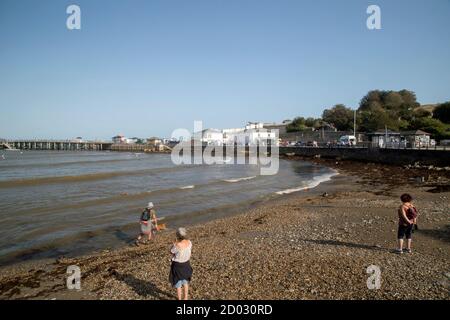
left=0, top=158, right=449, bottom=300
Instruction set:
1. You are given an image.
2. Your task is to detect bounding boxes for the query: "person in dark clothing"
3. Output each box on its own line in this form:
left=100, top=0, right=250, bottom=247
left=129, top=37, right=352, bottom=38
left=397, top=193, right=418, bottom=254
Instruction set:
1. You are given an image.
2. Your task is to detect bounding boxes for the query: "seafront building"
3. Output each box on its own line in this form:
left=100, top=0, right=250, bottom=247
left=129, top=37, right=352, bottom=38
left=367, top=130, right=433, bottom=148
left=112, top=135, right=125, bottom=144
left=197, top=122, right=282, bottom=146
left=112, top=135, right=144, bottom=145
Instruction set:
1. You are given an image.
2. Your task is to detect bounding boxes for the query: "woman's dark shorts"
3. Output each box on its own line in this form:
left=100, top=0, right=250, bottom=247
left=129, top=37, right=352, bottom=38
left=398, top=224, right=413, bottom=239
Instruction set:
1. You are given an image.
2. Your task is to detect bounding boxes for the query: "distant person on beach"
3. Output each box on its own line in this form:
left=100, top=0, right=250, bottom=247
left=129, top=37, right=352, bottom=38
left=169, top=227, right=193, bottom=300
left=135, top=202, right=158, bottom=245
left=397, top=193, right=418, bottom=254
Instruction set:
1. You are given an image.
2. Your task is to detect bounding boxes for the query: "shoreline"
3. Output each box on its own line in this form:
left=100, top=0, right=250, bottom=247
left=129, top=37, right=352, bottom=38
left=0, top=159, right=449, bottom=300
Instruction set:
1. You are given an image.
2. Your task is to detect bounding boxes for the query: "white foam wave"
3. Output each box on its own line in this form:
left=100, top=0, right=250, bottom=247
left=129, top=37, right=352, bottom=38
left=224, top=176, right=257, bottom=183
left=275, top=171, right=338, bottom=195
left=179, top=185, right=195, bottom=189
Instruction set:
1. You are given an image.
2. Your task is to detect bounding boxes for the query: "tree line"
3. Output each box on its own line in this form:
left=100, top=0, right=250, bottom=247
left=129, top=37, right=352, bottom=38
left=287, top=90, right=450, bottom=140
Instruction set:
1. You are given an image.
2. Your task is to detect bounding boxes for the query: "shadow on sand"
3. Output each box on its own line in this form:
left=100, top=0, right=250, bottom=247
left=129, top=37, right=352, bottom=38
left=112, top=271, right=173, bottom=299
left=417, top=225, right=450, bottom=243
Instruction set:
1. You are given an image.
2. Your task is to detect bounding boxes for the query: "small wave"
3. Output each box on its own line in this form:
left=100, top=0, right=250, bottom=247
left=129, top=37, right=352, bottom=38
left=275, top=172, right=338, bottom=195
left=0, top=157, right=143, bottom=170
left=0, top=164, right=194, bottom=188
left=179, top=185, right=195, bottom=189
left=9, top=179, right=225, bottom=217
left=224, top=176, right=257, bottom=183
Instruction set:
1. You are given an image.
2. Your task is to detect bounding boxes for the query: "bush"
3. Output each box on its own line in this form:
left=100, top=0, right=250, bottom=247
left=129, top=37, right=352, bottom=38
left=433, top=102, right=450, bottom=124
left=322, top=104, right=354, bottom=131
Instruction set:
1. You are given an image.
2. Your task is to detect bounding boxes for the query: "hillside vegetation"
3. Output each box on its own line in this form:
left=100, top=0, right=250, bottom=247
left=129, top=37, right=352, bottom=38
left=287, top=90, right=450, bottom=140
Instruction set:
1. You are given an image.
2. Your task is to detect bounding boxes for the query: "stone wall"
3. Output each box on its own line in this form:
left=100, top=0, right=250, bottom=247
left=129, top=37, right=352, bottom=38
left=280, top=146, right=450, bottom=167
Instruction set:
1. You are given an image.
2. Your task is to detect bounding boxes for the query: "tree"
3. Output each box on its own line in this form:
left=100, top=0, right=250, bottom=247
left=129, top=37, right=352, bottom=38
left=357, top=107, right=398, bottom=132
left=433, top=102, right=450, bottom=124
left=398, top=89, right=420, bottom=109
left=286, top=117, right=309, bottom=132
left=286, top=116, right=323, bottom=132
left=322, top=104, right=354, bottom=131
left=358, top=89, right=421, bottom=132
left=397, top=90, right=420, bottom=122
left=312, top=119, right=324, bottom=130
left=359, top=90, right=383, bottom=111
left=383, top=91, right=403, bottom=110
left=305, top=117, right=316, bottom=127
left=412, top=108, right=432, bottom=119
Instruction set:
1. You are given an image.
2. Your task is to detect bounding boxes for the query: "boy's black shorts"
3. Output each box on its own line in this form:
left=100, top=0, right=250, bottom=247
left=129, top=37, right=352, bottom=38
left=397, top=224, right=413, bottom=239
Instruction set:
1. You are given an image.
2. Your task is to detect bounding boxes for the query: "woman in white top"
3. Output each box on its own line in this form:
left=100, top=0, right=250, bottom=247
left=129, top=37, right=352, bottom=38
left=169, top=227, right=193, bottom=300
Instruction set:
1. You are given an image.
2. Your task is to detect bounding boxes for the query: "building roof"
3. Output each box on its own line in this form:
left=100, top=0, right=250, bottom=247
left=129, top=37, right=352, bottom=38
left=400, top=130, right=430, bottom=136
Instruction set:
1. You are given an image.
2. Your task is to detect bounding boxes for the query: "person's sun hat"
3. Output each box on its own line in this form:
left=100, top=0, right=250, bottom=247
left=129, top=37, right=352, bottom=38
left=176, top=227, right=187, bottom=239
left=146, top=202, right=154, bottom=209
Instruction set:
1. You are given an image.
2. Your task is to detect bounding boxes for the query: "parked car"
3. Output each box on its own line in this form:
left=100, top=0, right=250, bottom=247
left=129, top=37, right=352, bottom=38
left=338, top=135, right=356, bottom=146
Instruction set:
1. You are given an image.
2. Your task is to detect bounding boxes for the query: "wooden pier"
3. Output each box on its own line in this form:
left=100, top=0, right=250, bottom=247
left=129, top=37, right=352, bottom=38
left=3, top=139, right=113, bottom=151
left=110, top=144, right=171, bottom=153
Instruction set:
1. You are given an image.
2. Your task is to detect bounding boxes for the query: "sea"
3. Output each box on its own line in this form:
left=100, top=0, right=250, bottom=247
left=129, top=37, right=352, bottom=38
left=0, top=150, right=337, bottom=266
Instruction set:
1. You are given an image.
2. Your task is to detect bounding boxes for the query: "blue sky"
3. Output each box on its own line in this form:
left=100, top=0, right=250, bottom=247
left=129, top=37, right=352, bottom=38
left=1, top=0, right=449, bottom=139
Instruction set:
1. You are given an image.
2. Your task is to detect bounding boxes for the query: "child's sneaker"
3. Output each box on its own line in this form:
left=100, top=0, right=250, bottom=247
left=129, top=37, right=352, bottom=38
left=404, top=248, right=412, bottom=253
left=395, top=249, right=403, bottom=254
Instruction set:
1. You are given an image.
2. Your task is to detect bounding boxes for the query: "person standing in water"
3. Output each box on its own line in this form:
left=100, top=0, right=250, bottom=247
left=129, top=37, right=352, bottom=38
left=136, top=202, right=158, bottom=246
left=169, top=227, right=193, bottom=300
left=397, top=193, right=418, bottom=254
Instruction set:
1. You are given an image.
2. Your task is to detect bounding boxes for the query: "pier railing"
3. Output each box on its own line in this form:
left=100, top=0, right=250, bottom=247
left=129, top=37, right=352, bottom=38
left=4, top=139, right=113, bottom=151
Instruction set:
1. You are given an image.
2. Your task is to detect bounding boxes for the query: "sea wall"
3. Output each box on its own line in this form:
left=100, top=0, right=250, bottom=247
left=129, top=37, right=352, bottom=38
left=279, top=147, right=450, bottom=167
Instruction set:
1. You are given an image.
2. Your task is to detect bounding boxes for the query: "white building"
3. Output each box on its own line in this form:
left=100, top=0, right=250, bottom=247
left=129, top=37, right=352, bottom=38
left=197, top=122, right=279, bottom=147
left=112, top=135, right=127, bottom=144
left=112, top=135, right=138, bottom=144
left=127, top=137, right=140, bottom=144
left=197, top=129, right=224, bottom=146
left=223, top=128, right=244, bottom=145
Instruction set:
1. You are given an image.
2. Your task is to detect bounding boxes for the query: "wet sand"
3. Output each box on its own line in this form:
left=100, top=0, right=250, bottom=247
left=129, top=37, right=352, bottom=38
left=0, top=159, right=449, bottom=300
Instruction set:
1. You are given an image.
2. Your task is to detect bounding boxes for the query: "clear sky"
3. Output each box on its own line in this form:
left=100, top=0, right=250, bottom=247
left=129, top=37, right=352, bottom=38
left=1, top=0, right=449, bottom=140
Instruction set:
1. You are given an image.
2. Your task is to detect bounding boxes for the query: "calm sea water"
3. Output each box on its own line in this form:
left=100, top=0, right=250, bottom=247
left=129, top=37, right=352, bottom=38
left=0, top=150, right=336, bottom=265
